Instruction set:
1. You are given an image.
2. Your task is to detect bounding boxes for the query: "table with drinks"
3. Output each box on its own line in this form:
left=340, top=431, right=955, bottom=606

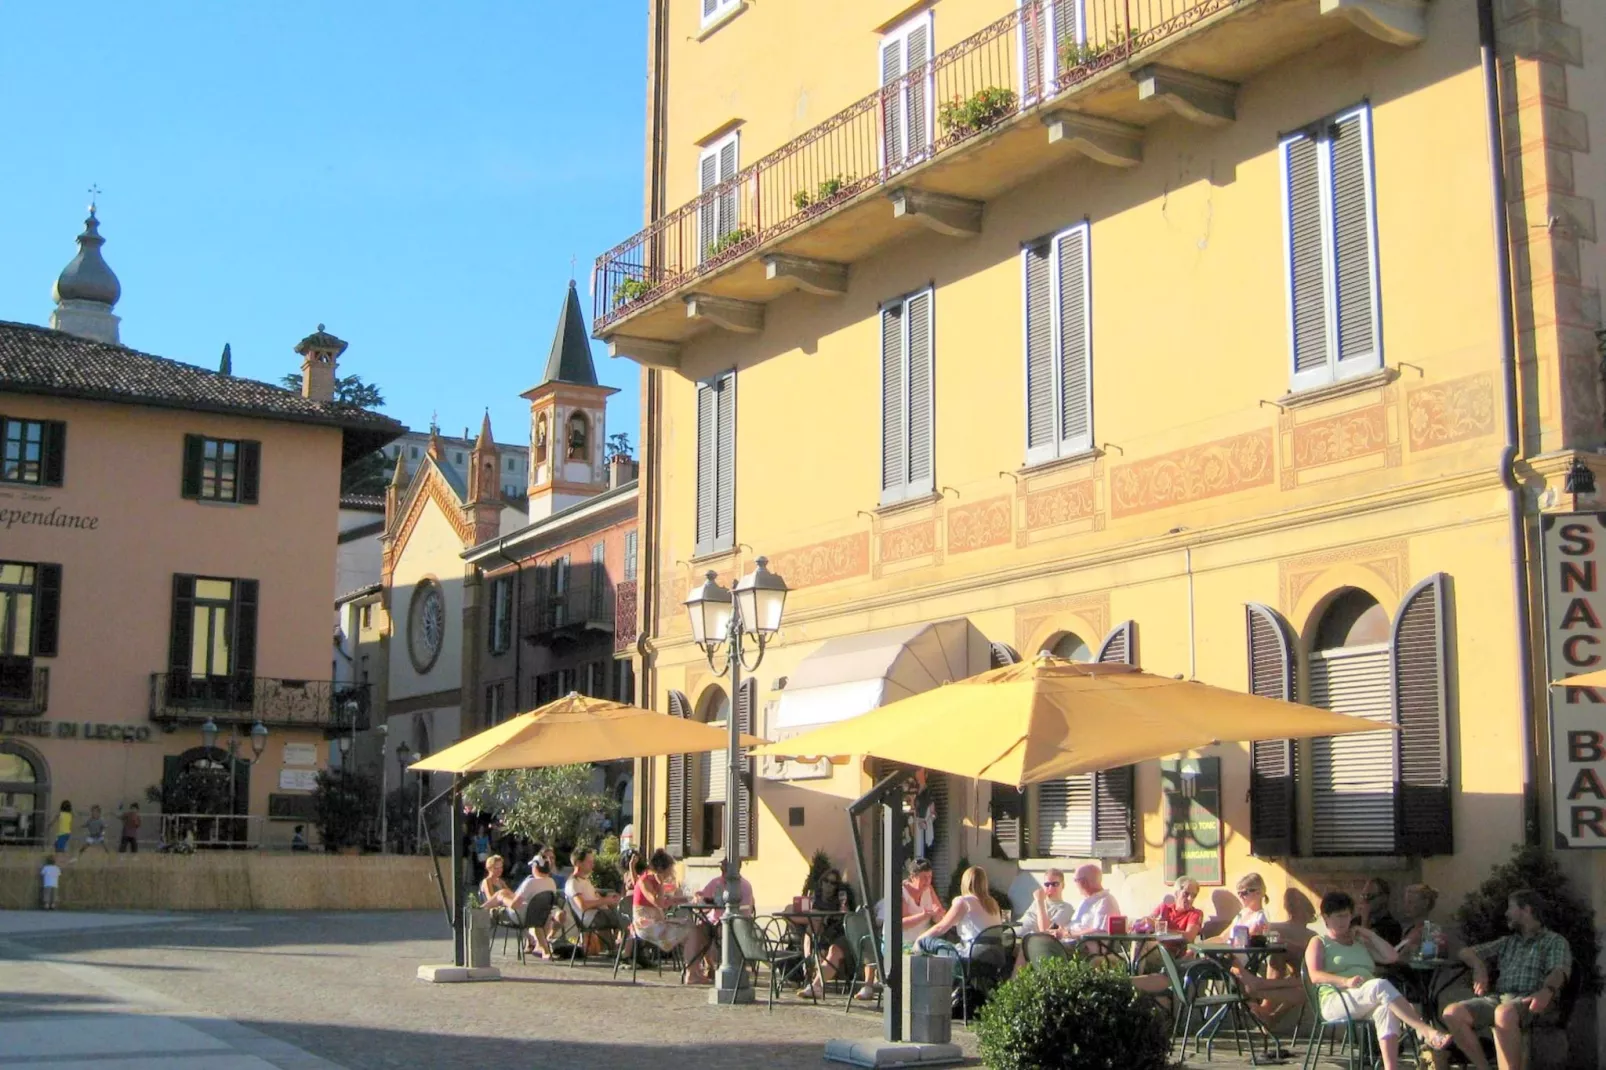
left=1063, top=914, right=1190, bottom=974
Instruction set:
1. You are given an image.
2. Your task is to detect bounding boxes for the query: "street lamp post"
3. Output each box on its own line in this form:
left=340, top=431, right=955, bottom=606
left=376, top=723, right=389, bottom=854
left=200, top=718, right=268, bottom=846
left=684, top=556, right=789, bottom=1007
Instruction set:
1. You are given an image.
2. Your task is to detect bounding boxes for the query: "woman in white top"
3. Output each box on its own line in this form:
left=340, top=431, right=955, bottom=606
left=915, top=865, right=1003, bottom=958
left=1229, top=872, right=1305, bottom=1030
left=900, top=858, right=944, bottom=945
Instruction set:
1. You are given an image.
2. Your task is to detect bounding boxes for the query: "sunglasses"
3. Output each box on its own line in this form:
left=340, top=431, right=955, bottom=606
left=1043, top=881, right=1061, bottom=888
left=1238, top=888, right=1263, bottom=898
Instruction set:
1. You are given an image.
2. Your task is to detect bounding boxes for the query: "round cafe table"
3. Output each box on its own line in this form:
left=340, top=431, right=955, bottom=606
left=1395, top=957, right=1468, bottom=1024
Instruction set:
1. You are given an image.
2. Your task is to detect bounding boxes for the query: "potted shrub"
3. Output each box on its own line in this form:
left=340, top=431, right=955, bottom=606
left=613, top=277, right=652, bottom=307
left=794, top=174, right=855, bottom=213
left=705, top=225, right=756, bottom=260
left=1059, top=38, right=1112, bottom=73
left=936, top=87, right=1018, bottom=137
left=976, top=956, right=1170, bottom=1070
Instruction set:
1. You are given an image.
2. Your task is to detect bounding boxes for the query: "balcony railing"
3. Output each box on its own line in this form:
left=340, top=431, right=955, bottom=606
left=593, top=0, right=1243, bottom=330
left=522, top=576, right=616, bottom=642
left=614, top=579, right=638, bottom=656
left=149, top=673, right=371, bottom=731
left=0, top=661, right=48, bottom=715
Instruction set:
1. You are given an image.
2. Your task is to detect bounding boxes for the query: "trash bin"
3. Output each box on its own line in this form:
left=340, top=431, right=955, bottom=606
left=466, top=905, right=492, bottom=968
left=903, top=953, right=953, bottom=1044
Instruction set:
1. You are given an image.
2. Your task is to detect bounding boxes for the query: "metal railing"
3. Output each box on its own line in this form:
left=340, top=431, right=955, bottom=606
left=614, top=579, right=638, bottom=655
left=148, top=674, right=372, bottom=731
left=522, top=576, right=617, bottom=639
left=593, top=0, right=1243, bottom=329
left=0, top=808, right=47, bottom=846
left=156, top=812, right=268, bottom=850
left=0, top=663, right=48, bottom=715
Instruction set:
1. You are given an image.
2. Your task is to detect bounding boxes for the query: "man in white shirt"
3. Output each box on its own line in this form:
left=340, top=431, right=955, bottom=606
left=567, top=847, right=627, bottom=951
left=1065, top=863, right=1120, bottom=937
left=511, top=856, right=560, bottom=958
left=1019, top=868, right=1078, bottom=936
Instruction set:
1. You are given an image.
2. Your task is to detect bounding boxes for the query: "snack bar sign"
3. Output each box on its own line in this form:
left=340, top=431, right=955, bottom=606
left=1543, top=512, right=1606, bottom=848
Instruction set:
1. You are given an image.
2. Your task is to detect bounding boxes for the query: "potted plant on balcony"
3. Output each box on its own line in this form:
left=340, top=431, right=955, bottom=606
left=937, top=87, right=1018, bottom=138
left=613, top=277, right=652, bottom=307
left=704, top=225, right=756, bottom=261
left=792, top=174, right=856, bottom=215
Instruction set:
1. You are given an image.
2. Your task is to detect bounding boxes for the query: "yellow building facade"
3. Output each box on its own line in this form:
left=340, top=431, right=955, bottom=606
left=597, top=0, right=1606, bottom=1047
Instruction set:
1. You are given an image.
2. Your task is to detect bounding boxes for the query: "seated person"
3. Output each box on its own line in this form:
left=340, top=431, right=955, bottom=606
left=1065, top=863, right=1120, bottom=938
left=1269, top=887, right=1318, bottom=977
left=1227, top=872, right=1305, bottom=1027
left=567, top=846, right=627, bottom=952
left=630, top=849, right=701, bottom=976
left=511, top=855, right=559, bottom=958
left=915, top=865, right=1003, bottom=960
left=1148, top=875, right=1205, bottom=944
left=801, top=867, right=860, bottom=999
left=867, top=859, right=944, bottom=1000
left=1019, top=867, right=1078, bottom=936
left=682, top=859, right=754, bottom=983
left=1359, top=877, right=1404, bottom=946
left=1395, top=882, right=1441, bottom=957
left=1307, top=890, right=1451, bottom=1070
left=479, top=854, right=518, bottom=914
left=1438, top=889, right=1572, bottom=1070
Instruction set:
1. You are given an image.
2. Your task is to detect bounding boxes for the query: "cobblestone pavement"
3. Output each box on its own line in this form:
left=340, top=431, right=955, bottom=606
left=0, top=911, right=1287, bottom=1069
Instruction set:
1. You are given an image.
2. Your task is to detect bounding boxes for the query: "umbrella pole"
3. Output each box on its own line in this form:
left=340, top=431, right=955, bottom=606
left=846, top=767, right=911, bottom=1043
left=451, top=774, right=465, bottom=968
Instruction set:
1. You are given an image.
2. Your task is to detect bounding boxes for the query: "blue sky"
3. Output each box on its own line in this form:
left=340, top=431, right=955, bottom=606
left=0, top=2, right=646, bottom=453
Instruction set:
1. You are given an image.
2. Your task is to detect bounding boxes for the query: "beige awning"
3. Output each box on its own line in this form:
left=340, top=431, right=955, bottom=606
left=772, top=618, right=991, bottom=732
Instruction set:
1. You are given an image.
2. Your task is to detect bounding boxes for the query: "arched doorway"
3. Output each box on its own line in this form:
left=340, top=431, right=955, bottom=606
left=162, top=745, right=249, bottom=847
left=0, top=742, right=48, bottom=844
left=1308, top=588, right=1394, bottom=855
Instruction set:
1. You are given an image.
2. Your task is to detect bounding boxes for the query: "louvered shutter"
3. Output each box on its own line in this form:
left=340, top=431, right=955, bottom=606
left=880, top=35, right=905, bottom=168
left=905, top=292, right=934, bottom=495
left=925, top=772, right=953, bottom=888
left=989, top=643, right=1026, bottom=859
left=1310, top=646, right=1395, bottom=855
left=1285, top=133, right=1329, bottom=385
left=737, top=677, right=756, bottom=859
left=715, top=372, right=736, bottom=551
left=699, top=150, right=720, bottom=261
left=1021, top=0, right=1044, bottom=102
left=1392, top=574, right=1452, bottom=856
left=695, top=381, right=718, bottom=553
left=181, top=434, right=205, bottom=499
left=238, top=441, right=261, bottom=505
left=167, top=575, right=196, bottom=703
left=41, top=421, right=66, bottom=487
left=1246, top=603, right=1298, bottom=857
left=1034, top=774, right=1094, bottom=857
left=32, top=564, right=61, bottom=658
left=905, top=20, right=930, bottom=158
left=717, top=138, right=739, bottom=243
left=1092, top=621, right=1137, bottom=858
left=880, top=304, right=906, bottom=500
left=1024, top=243, right=1056, bottom=463
left=702, top=0, right=718, bottom=18
left=1095, top=620, right=1135, bottom=665
left=665, top=690, right=692, bottom=858
left=1330, top=111, right=1377, bottom=369
left=233, top=580, right=259, bottom=695
left=1056, top=227, right=1091, bottom=452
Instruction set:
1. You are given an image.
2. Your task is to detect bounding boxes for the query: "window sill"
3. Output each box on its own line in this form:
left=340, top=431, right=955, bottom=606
left=1019, top=447, right=1103, bottom=478
left=190, top=498, right=250, bottom=508
left=1285, top=854, right=1412, bottom=873
left=696, top=2, right=747, bottom=40
left=874, top=491, right=942, bottom=519
left=1277, top=367, right=1397, bottom=411
left=689, top=546, right=738, bottom=567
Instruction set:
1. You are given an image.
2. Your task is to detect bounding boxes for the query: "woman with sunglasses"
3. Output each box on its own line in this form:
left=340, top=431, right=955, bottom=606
left=1229, top=873, right=1305, bottom=1029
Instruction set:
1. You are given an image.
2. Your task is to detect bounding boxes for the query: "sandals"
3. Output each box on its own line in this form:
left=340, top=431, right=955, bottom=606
left=854, top=984, right=880, bottom=1001
left=1422, top=1029, right=1453, bottom=1051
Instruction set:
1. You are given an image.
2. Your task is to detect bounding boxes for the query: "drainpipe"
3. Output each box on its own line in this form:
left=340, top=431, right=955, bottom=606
left=1478, top=0, right=1541, bottom=847
left=493, top=537, right=527, bottom=711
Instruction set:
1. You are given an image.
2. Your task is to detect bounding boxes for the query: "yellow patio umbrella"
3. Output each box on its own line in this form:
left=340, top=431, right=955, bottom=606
left=752, top=654, right=1396, bottom=788
left=409, top=691, right=766, bottom=774
left=1552, top=670, right=1606, bottom=688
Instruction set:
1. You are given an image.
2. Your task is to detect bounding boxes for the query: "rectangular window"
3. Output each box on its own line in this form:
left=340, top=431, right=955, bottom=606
left=549, top=556, right=571, bottom=629
left=698, top=131, right=741, bottom=263
left=615, top=659, right=636, bottom=705
left=410, top=446, right=419, bottom=459
left=485, top=681, right=507, bottom=725
left=1033, top=772, right=1095, bottom=857
left=701, top=0, right=739, bottom=26
left=623, top=531, right=638, bottom=582
left=166, top=574, right=258, bottom=710
left=880, top=10, right=933, bottom=171
left=489, top=576, right=513, bottom=655
left=1309, top=643, right=1396, bottom=855
left=695, top=372, right=737, bottom=555
left=0, top=560, right=58, bottom=702
left=880, top=289, right=935, bottom=505
left=590, top=542, right=607, bottom=619
left=0, top=563, right=38, bottom=660
left=1282, top=104, right=1380, bottom=393
left=360, top=604, right=373, bottom=629
left=182, top=435, right=260, bottom=504
left=0, top=418, right=65, bottom=487
left=1023, top=224, right=1093, bottom=465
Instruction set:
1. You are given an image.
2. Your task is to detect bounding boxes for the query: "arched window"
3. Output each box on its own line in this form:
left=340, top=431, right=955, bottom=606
left=695, top=687, right=730, bottom=855
left=0, top=742, right=47, bottom=845
left=1047, top=631, right=1092, bottom=662
left=567, top=412, right=589, bottom=460
left=533, top=414, right=549, bottom=465
left=1308, top=588, right=1394, bottom=855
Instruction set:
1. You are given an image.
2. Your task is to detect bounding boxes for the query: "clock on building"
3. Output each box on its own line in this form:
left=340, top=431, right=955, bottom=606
left=407, top=579, right=446, bottom=673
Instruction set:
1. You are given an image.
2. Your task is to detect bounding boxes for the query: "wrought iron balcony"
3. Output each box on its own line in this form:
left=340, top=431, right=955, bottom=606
left=614, top=579, right=638, bottom=656
left=522, top=575, right=617, bottom=645
left=592, top=0, right=1419, bottom=359
left=0, top=661, right=48, bottom=715
left=149, top=673, right=371, bottom=732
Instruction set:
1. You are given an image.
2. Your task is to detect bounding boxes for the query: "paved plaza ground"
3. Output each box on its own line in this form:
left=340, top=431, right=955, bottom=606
left=0, top=910, right=1288, bottom=1069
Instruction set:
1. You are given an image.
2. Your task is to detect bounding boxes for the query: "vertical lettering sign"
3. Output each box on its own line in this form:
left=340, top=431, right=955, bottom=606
left=1542, top=513, right=1606, bottom=848
left=1161, top=757, right=1222, bottom=884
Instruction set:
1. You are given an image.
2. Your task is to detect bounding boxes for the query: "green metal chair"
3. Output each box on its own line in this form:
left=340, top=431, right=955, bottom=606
left=1021, top=931, right=1072, bottom=966
left=730, top=914, right=808, bottom=1012
left=1299, top=962, right=1399, bottom=1070
left=841, top=908, right=883, bottom=1014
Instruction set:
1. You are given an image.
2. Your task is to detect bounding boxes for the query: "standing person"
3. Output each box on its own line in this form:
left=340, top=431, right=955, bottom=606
left=1306, top=891, right=1451, bottom=1070
left=1438, top=890, right=1572, bottom=1070
left=77, top=806, right=109, bottom=857
left=39, top=855, right=60, bottom=910
left=117, top=804, right=141, bottom=853
left=53, top=801, right=72, bottom=854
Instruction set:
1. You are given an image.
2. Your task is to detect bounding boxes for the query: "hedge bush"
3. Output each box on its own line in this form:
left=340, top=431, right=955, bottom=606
left=975, top=956, right=1170, bottom=1070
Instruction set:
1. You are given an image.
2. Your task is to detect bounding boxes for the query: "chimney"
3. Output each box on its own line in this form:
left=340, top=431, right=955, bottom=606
left=294, top=324, right=347, bottom=403
left=609, top=455, right=639, bottom=489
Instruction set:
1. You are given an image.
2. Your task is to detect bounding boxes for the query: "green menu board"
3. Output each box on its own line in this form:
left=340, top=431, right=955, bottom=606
left=1162, top=757, right=1222, bottom=886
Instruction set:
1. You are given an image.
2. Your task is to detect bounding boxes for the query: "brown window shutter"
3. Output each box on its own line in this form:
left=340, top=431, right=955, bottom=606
left=1391, top=574, right=1453, bottom=856
left=181, top=435, right=205, bottom=498
left=1246, top=603, right=1298, bottom=858
left=238, top=441, right=262, bottom=504
left=33, top=564, right=62, bottom=657
left=737, top=677, right=757, bottom=860
left=41, top=422, right=67, bottom=487
left=665, top=690, right=692, bottom=858
left=987, top=642, right=1025, bottom=860
left=1093, top=621, right=1138, bottom=859
left=167, top=575, right=196, bottom=702
left=233, top=579, right=259, bottom=696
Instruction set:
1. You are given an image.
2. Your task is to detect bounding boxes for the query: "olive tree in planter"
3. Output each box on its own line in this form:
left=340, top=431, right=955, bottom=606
left=976, top=957, right=1170, bottom=1070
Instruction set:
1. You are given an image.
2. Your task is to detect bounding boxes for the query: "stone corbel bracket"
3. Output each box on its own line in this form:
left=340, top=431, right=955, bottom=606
left=1320, top=0, right=1428, bottom=47
left=607, top=336, right=682, bottom=369
left=1133, top=65, right=1238, bottom=127
left=1043, top=111, right=1144, bottom=168
left=763, top=254, right=848, bottom=297
left=889, top=187, right=984, bottom=237
left=684, top=293, right=765, bottom=334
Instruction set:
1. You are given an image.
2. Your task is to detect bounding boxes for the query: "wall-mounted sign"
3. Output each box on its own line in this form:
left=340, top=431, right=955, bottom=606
left=282, top=743, right=318, bottom=767
left=1541, top=512, right=1606, bottom=848
left=0, top=718, right=153, bottom=742
left=279, top=769, right=319, bottom=792
left=1161, top=757, right=1222, bottom=885
left=758, top=704, right=831, bottom=782
left=0, top=505, right=100, bottom=531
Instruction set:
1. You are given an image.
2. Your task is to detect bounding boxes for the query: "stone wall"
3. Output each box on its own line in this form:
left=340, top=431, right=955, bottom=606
left=0, top=849, right=445, bottom=912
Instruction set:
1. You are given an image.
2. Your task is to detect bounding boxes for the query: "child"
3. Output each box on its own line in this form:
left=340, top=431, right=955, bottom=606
left=54, top=800, right=73, bottom=853
left=77, top=805, right=108, bottom=857
left=40, top=855, right=61, bottom=910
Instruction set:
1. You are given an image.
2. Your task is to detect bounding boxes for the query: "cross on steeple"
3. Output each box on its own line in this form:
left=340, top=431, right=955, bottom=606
left=87, top=184, right=102, bottom=211
left=570, top=254, right=577, bottom=282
